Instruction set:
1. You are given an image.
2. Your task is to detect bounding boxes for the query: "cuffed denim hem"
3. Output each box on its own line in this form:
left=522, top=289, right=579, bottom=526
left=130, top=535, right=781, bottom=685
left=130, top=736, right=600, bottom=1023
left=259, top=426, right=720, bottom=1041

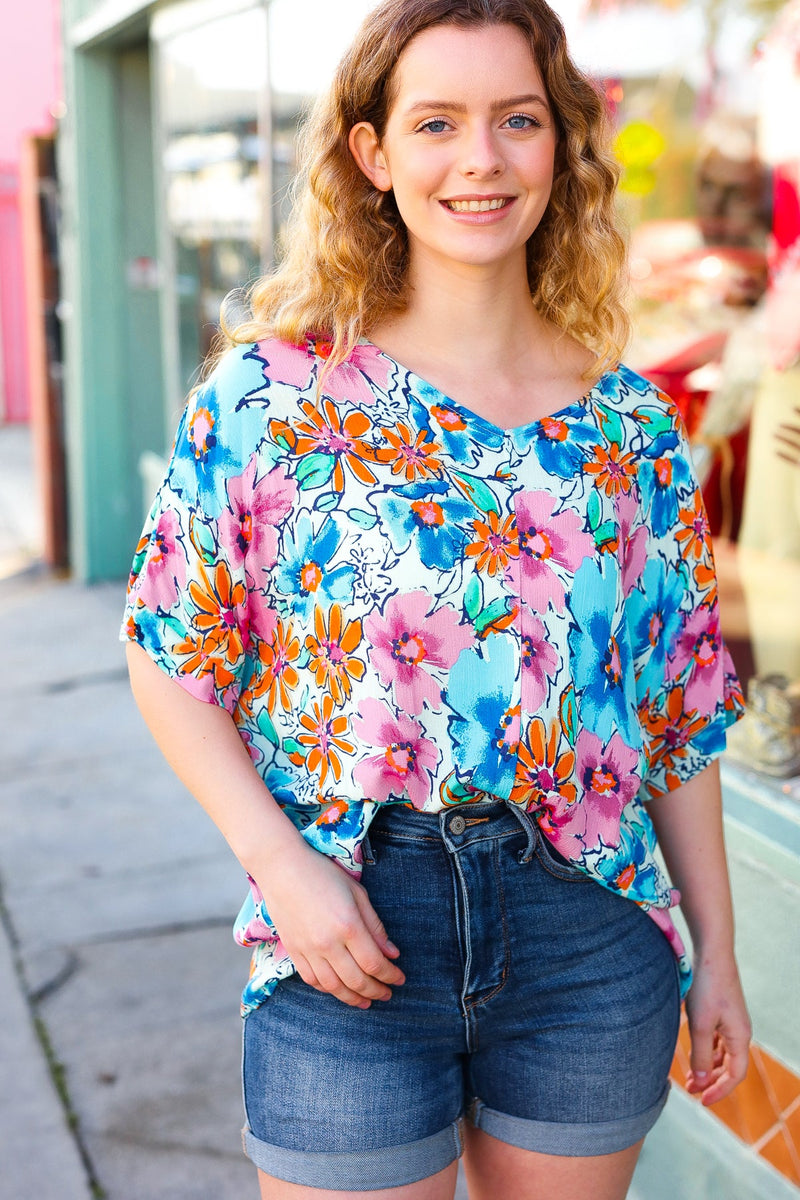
left=242, top=1120, right=463, bottom=1189
left=469, top=1080, right=671, bottom=1157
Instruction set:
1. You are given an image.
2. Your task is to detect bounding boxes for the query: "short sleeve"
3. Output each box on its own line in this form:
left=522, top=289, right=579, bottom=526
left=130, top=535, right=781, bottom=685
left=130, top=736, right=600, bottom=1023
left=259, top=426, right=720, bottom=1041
left=122, top=356, right=263, bottom=714
left=628, top=410, right=745, bottom=799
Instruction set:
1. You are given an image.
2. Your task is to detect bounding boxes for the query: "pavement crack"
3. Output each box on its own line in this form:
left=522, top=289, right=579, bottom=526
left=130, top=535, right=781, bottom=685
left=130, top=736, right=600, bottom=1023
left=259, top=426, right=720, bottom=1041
left=43, top=666, right=130, bottom=694
left=0, top=879, right=107, bottom=1198
left=29, top=947, right=81, bottom=1004
left=81, top=914, right=235, bottom=947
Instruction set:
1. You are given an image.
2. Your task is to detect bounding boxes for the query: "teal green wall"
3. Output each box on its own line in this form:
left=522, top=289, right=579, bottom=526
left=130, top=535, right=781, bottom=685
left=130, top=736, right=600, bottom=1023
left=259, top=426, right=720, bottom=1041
left=61, top=4, right=163, bottom=580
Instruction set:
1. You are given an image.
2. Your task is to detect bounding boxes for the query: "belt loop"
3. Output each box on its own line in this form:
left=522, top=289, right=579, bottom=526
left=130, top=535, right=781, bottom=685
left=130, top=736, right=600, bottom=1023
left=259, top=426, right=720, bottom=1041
left=505, top=801, right=538, bottom=863
left=360, top=827, right=376, bottom=867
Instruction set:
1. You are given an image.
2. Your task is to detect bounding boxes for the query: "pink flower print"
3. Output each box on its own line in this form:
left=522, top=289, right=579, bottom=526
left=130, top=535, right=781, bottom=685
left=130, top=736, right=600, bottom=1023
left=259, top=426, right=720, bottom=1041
left=257, top=338, right=315, bottom=391
left=352, top=697, right=438, bottom=808
left=312, top=338, right=391, bottom=406
left=575, top=728, right=641, bottom=849
left=364, top=590, right=473, bottom=715
left=536, top=788, right=587, bottom=859
left=667, top=606, right=723, bottom=714
left=520, top=611, right=559, bottom=713
left=141, top=509, right=186, bottom=609
left=615, top=490, right=648, bottom=597
left=219, top=457, right=297, bottom=571
left=514, top=491, right=595, bottom=613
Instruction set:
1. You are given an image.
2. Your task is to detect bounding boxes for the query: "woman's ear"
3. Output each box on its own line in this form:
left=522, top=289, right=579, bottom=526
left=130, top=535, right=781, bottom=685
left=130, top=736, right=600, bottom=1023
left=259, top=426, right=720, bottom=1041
left=348, top=122, right=393, bottom=192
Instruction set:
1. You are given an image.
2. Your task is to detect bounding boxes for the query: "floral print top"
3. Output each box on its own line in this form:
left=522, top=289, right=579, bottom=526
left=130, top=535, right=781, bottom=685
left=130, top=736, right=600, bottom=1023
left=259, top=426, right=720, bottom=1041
left=123, top=338, right=744, bottom=1015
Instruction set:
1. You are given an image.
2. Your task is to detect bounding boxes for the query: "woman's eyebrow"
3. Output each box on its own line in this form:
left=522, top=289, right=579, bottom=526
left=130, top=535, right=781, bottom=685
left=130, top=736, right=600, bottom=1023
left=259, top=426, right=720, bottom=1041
left=405, top=93, right=549, bottom=115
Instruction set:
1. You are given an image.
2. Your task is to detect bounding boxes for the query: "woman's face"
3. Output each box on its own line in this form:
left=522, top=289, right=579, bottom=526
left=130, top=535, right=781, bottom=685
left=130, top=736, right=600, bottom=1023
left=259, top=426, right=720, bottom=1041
left=350, top=22, right=557, bottom=279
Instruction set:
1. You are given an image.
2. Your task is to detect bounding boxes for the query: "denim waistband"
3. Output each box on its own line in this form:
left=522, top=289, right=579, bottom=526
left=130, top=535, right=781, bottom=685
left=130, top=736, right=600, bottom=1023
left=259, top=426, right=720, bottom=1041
left=365, top=799, right=539, bottom=864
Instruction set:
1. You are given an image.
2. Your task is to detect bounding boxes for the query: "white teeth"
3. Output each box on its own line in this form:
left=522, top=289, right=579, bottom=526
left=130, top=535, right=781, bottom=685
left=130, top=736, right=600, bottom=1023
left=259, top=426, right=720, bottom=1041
left=446, top=198, right=509, bottom=212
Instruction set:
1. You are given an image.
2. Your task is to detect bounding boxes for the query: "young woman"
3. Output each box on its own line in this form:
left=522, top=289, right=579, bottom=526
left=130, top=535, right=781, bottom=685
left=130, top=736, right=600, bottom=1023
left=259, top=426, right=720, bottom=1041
left=124, top=2, right=752, bottom=1197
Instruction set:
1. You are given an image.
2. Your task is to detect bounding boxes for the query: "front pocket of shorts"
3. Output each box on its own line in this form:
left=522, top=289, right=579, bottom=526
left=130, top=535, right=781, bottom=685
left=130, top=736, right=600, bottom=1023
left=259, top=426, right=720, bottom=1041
left=534, top=834, right=593, bottom=882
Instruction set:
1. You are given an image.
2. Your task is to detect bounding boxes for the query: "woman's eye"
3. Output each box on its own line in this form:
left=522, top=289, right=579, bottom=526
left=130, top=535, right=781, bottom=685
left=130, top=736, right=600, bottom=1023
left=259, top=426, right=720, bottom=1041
left=419, top=118, right=450, bottom=134
left=505, top=114, right=539, bottom=130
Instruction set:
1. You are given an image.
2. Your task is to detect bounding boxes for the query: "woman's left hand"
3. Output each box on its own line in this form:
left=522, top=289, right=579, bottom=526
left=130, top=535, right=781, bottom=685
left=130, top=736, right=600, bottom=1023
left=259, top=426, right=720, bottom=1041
left=684, top=952, right=752, bottom=1105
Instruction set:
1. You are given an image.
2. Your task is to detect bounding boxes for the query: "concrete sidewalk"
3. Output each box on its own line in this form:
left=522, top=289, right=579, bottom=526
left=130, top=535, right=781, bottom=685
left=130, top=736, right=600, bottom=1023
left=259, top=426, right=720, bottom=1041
left=0, top=426, right=256, bottom=1198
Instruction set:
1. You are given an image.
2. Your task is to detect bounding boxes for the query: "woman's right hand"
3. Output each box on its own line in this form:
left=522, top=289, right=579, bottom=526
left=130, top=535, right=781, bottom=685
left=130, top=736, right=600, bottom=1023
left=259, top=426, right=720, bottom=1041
left=255, top=836, right=405, bottom=1008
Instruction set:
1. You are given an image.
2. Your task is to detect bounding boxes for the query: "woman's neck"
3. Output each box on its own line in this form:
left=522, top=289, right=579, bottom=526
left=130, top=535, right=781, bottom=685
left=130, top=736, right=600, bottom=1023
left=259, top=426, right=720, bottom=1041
left=366, top=249, right=596, bottom=423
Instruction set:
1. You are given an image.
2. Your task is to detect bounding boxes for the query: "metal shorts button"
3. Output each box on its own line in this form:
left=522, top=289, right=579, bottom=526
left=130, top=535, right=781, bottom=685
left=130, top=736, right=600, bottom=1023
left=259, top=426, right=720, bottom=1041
left=449, top=814, right=466, bottom=835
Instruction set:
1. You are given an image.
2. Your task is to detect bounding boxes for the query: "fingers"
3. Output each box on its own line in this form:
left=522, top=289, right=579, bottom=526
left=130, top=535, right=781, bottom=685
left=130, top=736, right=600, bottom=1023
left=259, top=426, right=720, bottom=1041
left=687, top=1026, right=751, bottom=1106
left=290, top=886, right=405, bottom=1008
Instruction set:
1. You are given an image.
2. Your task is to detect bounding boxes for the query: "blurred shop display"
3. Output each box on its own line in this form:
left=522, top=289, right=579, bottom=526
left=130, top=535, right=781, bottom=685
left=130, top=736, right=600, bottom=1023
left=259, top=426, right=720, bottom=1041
left=577, top=0, right=800, bottom=780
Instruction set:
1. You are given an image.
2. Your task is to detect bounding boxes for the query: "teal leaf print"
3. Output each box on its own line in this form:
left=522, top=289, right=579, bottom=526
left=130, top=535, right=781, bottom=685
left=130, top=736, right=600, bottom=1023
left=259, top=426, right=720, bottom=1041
left=595, top=403, right=624, bottom=448
left=188, top=510, right=218, bottom=565
left=634, top=405, right=673, bottom=436
left=559, top=683, right=578, bottom=746
left=257, top=708, right=280, bottom=747
left=594, top=520, right=618, bottom=551
left=587, top=488, right=603, bottom=532
left=464, top=573, right=483, bottom=621
left=314, top=492, right=340, bottom=513
left=475, top=598, right=511, bottom=637
left=296, top=453, right=335, bottom=490
left=450, top=470, right=500, bottom=515
left=283, top=737, right=308, bottom=760
left=348, top=508, right=378, bottom=530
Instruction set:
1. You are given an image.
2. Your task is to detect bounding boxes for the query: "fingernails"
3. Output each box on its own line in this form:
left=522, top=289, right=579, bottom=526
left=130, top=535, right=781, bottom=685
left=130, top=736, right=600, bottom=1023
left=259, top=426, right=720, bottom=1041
left=386, top=942, right=400, bottom=955
left=694, top=1071, right=709, bottom=1081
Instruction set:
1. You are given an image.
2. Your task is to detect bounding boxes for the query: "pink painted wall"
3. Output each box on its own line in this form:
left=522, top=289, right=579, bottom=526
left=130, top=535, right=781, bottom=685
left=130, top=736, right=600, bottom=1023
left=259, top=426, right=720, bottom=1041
left=0, top=2, right=62, bottom=421
left=0, top=2, right=61, bottom=163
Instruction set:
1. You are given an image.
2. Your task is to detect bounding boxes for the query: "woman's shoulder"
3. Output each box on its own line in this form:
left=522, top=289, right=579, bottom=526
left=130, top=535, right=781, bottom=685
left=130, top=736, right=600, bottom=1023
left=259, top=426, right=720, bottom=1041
left=202, top=337, right=318, bottom=407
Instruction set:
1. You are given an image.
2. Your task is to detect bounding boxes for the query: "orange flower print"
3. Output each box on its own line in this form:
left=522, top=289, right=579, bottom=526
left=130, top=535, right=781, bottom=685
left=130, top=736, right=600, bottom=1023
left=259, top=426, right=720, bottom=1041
left=510, top=717, right=577, bottom=811
left=293, top=398, right=379, bottom=490
left=583, top=443, right=637, bottom=496
left=253, top=617, right=301, bottom=712
left=639, top=685, right=710, bottom=796
left=305, top=604, right=366, bottom=706
left=693, top=558, right=718, bottom=608
left=297, top=695, right=356, bottom=786
left=185, top=561, right=247, bottom=673
left=465, top=512, right=519, bottom=576
left=376, top=422, right=443, bottom=481
left=174, top=627, right=238, bottom=690
left=675, top=490, right=711, bottom=561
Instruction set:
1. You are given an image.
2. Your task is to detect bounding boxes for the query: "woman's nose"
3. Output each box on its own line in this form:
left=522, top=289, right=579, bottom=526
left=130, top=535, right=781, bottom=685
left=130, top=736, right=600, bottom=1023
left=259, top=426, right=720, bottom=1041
left=460, top=125, right=504, bottom=178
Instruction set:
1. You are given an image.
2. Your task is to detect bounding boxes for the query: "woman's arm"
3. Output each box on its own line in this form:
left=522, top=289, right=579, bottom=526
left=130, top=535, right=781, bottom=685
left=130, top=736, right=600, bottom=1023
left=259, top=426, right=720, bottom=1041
left=125, top=642, right=404, bottom=1007
left=647, top=760, right=751, bottom=1104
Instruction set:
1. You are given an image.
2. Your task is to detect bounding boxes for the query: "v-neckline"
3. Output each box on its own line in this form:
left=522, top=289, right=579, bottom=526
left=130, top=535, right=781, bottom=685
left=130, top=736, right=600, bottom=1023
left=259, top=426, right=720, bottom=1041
left=359, top=339, right=608, bottom=438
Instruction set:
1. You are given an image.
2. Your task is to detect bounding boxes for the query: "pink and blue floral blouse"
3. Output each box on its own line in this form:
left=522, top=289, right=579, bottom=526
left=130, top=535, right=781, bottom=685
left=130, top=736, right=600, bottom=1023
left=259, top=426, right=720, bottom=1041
left=123, top=337, right=744, bottom=1014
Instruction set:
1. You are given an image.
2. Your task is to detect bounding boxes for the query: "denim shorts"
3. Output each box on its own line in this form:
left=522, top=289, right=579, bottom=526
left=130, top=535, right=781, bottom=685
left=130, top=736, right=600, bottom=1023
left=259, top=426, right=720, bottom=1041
left=242, top=800, right=681, bottom=1190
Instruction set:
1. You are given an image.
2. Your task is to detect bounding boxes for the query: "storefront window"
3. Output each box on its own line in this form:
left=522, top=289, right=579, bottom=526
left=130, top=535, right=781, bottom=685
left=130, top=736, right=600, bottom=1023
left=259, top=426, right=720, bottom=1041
left=154, top=2, right=269, bottom=397
left=563, top=0, right=800, bottom=784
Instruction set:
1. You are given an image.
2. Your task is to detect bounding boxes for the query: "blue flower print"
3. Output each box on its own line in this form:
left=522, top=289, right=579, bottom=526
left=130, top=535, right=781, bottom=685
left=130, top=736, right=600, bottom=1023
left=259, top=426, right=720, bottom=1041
left=170, top=348, right=268, bottom=513
left=414, top=383, right=505, bottom=463
left=519, top=415, right=599, bottom=478
left=445, top=633, right=520, bottom=796
left=273, top=512, right=355, bottom=620
left=638, top=448, right=693, bottom=537
left=595, top=819, right=658, bottom=901
left=628, top=558, right=686, bottom=699
left=302, top=797, right=365, bottom=857
left=372, top=480, right=474, bottom=570
left=569, top=555, right=638, bottom=744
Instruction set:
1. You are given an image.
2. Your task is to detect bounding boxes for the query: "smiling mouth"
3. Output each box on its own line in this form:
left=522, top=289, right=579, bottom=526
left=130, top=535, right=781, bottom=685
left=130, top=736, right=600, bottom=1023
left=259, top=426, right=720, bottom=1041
left=443, top=198, right=513, bottom=213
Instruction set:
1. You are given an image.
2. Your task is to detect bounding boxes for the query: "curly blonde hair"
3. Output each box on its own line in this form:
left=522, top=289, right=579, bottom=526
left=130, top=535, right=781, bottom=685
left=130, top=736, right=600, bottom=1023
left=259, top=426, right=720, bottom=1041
left=218, top=0, right=630, bottom=382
